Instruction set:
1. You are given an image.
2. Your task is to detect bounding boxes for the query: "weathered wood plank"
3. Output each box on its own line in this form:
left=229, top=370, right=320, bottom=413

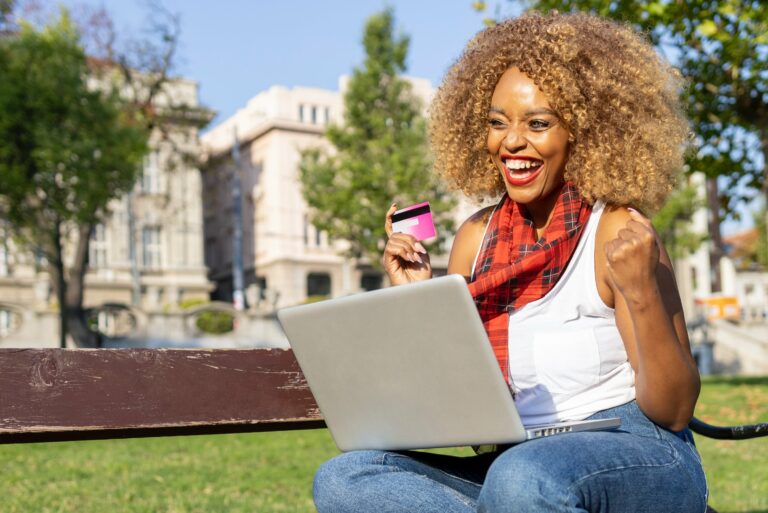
left=0, top=348, right=324, bottom=444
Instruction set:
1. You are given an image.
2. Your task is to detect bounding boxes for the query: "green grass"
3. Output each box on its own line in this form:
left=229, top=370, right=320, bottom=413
left=1, top=377, right=765, bottom=513
left=695, top=377, right=768, bottom=513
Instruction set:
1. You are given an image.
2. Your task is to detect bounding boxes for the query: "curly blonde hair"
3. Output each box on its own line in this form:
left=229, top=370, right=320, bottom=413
left=429, top=11, right=690, bottom=212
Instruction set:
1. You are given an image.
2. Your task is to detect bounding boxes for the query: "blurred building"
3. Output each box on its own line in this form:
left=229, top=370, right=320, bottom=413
left=674, top=173, right=768, bottom=322
left=672, top=172, right=713, bottom=319
left=722, top=228, right=768, bottom=321
left=0, top=77, right=214, bottom=344
left=200, top=76, right=476, bottom=308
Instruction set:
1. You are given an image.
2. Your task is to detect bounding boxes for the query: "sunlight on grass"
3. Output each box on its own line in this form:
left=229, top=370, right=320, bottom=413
left=695, top=377, right=768, bottom=513
left=0, top=377, right=766, bottom=513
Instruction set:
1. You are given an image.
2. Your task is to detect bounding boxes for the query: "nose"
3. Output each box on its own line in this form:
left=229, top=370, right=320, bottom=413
left=503, top=126, right=527, bottom=151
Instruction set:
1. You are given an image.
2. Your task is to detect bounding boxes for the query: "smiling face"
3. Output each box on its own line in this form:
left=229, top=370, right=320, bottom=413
left=487, top=67, right=570, bottom=227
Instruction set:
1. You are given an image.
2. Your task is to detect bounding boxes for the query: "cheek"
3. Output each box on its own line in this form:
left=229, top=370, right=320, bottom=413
left=486, top=130, right=496, bottom=153
left=534, top=136, right=568, bottom=161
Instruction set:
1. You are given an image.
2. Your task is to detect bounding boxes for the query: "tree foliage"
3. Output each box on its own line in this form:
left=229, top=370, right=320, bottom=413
left=651, top=181, right=707, bottom=260
left=754, top=206, right=768, bottom=269
left=0, top=0, right=197, bottom=348
left=520, top=0, right=768, bottom=273
left=732, top=205, right=768, bottom=270
left=0, top=11, right=148, bottom=346
left=0, top=13, right=147, bottom=229
left=299, top=9, right=456, bottom=264
left=473, top=0, right=768, bottom=261
left=0, top=0, right=12, bottom=24
left=510, top=0, right=768, bottom=217
left=0, top=11, right=149, bottom=346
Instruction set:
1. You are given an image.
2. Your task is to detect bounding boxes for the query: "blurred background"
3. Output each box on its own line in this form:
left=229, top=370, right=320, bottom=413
left=0, top=1, right=765, bottom=512
left=0, top=0, right=766, bottom=369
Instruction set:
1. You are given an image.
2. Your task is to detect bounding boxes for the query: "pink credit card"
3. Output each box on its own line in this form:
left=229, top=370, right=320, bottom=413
left=391, top=201, right=436, bottom=241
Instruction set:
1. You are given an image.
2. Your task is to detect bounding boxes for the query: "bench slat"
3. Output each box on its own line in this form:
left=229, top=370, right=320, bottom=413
left=0, top=348, right=324, bottom=444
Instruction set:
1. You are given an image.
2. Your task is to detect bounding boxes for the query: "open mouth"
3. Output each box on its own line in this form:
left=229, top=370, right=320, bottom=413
left=503, top=158, right=544, bottom=186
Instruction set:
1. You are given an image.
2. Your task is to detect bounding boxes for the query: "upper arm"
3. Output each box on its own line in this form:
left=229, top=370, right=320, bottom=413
left=448, top=206, right=494, bottom=280
left=595, top=207, right=692, bottom=369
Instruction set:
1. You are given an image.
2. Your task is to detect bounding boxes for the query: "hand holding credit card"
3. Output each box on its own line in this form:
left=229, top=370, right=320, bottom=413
left=391, top=201, right=436, bottom=241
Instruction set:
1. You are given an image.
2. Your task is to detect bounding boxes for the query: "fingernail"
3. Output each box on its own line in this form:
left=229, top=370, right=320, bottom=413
left=415, top=242, right=426, bottom=253
left=414, top=253, right=423, bottom=264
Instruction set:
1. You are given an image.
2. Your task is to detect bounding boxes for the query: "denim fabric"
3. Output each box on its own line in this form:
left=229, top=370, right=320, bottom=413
left=313, top=401, right=708, bottom=513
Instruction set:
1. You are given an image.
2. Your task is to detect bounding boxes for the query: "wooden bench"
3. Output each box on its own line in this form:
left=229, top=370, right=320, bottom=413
left=0, top=348, right=324, bottom=444
left=1, top=348, right=765, bottom=512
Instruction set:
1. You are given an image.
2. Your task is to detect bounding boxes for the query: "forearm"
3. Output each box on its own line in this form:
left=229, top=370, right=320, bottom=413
left=624, top=284, right=700, bottom=431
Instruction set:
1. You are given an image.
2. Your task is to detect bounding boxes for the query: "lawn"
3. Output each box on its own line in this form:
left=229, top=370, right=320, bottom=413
left=695, top=377, right=768, bottom=513
left=1, top=377, right=765, bottom=513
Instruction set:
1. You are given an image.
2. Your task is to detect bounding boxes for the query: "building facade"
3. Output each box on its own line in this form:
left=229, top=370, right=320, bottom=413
left=200, top=77, right=475, bottom=309
left=673, top=173, right=768, bottom=322
left=0, top=77, right=214, bottom=345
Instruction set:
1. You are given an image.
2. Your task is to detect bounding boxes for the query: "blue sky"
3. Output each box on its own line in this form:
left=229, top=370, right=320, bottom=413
left=54, top=0, right=757, bottom=233
left=65, top=1, right=521, bottom=126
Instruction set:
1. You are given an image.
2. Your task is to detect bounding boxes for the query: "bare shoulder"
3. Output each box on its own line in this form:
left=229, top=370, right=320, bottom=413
left=465, top=205, right=495, bottom=228
left=448, top=205, right=495, bottom=278
left=595, top=205, right=636, bottom=307
left=596, top=204, right=634, bottom=241
left=596, top=205, right=662, bottom=249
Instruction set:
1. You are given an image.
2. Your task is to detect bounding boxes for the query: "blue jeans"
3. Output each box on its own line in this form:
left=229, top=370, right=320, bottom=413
left=313, top=401, right=708, bottom=513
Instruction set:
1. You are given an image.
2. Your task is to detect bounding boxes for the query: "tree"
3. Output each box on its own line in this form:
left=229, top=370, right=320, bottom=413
left=476, top=0, right=768, bottom=287
left=0, top=1, right=13, bottom=27
left=483, top=1, right=767, bottom=212
left=0, top=12, right=148, bottom=347
left=299, top=9, right=456, bottom=265
left=0, top=0, right=206, bottom=348
left=651, top=180, right=707, bottom=260
left=731, top=205, right=768, bottom=270
left=754, top=206, right=768, bottom=269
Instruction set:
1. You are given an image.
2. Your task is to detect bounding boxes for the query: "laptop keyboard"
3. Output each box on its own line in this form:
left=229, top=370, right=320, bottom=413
left=533, top=425, right=574, bottom=437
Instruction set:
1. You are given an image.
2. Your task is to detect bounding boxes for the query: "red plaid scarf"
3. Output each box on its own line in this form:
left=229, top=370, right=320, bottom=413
left=468, top=182, right=592, bottom=385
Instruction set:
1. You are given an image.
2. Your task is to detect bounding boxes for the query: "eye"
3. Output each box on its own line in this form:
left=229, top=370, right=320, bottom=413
left=488, top=117, right=506, bottom=129
left=529, top=119, right=551, bottom=130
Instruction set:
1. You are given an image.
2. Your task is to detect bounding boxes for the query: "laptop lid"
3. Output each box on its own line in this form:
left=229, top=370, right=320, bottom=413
left=277, top=274, right=530, bottom=451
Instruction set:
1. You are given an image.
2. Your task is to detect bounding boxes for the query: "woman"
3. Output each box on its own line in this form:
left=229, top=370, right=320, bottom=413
left=314, top=11, right=707, bottom=513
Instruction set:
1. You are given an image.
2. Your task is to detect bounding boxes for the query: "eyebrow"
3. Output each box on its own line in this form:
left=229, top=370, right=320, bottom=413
left=489, top=106, right=558, bottom=117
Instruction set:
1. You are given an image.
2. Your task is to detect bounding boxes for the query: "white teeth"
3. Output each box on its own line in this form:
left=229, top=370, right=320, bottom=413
left=505, top=159, right=542, bottom=170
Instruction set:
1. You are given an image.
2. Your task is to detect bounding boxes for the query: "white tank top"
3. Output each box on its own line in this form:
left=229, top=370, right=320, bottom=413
left=472, top=201, right=636, bottom=426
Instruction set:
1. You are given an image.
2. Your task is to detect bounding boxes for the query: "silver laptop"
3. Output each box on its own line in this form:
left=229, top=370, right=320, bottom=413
left=277, top=274, right=620, bottom=451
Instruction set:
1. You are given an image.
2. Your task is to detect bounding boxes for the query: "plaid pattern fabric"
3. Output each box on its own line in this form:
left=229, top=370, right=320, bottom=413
left=468, top=183, right=592, bottom=385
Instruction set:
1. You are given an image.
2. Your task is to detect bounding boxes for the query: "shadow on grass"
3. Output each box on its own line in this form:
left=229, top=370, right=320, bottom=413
left=702, top=376, right=768, bottom=387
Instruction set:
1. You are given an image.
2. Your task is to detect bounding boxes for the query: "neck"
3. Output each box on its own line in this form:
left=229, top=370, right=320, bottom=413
left=525, top=184, right=565, bottom=239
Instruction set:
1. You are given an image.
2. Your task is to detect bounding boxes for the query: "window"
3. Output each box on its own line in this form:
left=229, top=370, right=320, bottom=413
left=304, top=216, right=324, bottom=248
left=142, top=226, right=162, bottom=269
left=0, top=223, right=8, bottom=277
left=299, top=104, right=310, bottom=123
left=0, top=308, right=19, bottom=338
left=89, top=223, right=108, bottom=268
left=324, top=107, right=330, bottom=125
left=311, top=106, right=317, bottom=124
left=142, top=152, right=162, bottom=194
left=307, top=272, right=331, bottom=298
left=34, top=248, right=47, bottom=268
left=0, top=309, right=10, bottom=337
left=361, top=273, right=382, bottom=291
left=96, top=310, right=114, bottom=336
left=255, top=276, right=267, bottom=300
